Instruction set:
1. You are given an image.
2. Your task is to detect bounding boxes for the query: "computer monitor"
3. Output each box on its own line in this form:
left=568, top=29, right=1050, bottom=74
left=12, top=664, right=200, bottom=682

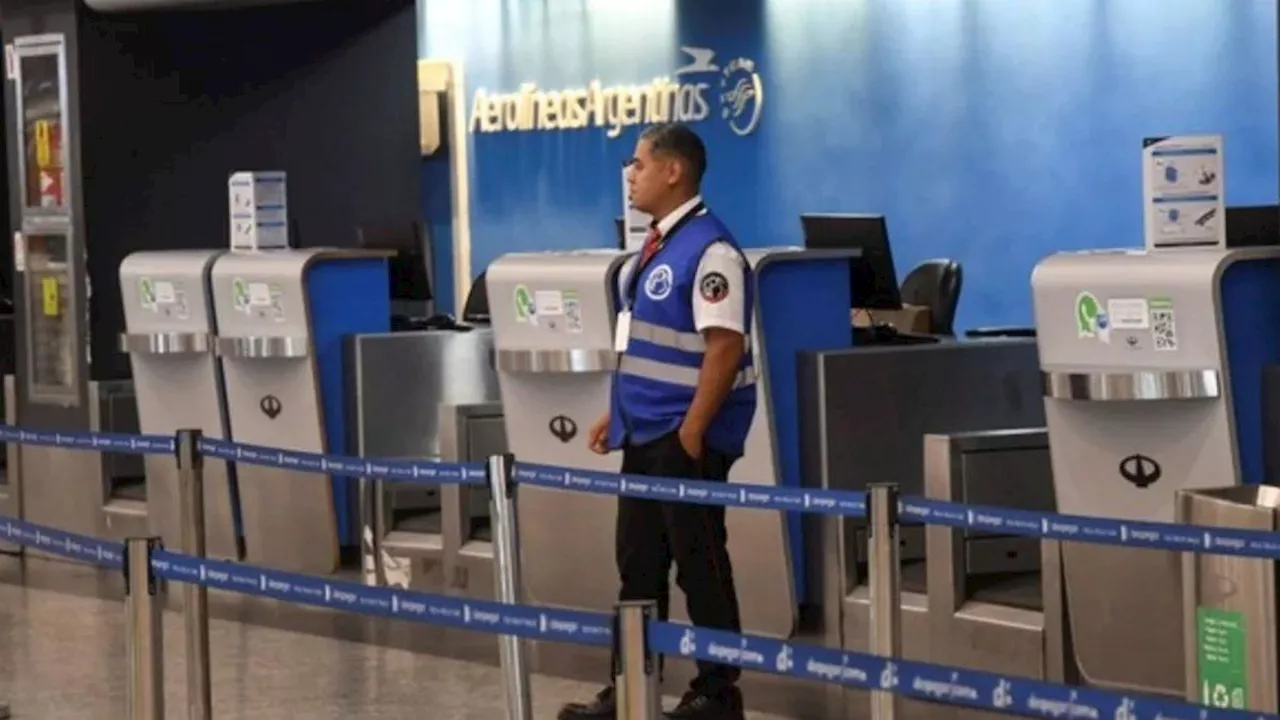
left=355, top=223, right=433, bottom=303
left=1225, top=205, right=1279, bottom=248
left=800, top=213, right=902, bottom=310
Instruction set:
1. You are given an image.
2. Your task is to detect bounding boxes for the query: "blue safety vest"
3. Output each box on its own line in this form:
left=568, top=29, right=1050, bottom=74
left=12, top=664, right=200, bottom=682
left=607, top=209, right=757, bottom=456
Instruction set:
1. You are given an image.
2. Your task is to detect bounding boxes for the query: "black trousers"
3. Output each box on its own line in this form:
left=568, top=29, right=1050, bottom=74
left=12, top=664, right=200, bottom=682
left=614, top=430, right=742, bottom=693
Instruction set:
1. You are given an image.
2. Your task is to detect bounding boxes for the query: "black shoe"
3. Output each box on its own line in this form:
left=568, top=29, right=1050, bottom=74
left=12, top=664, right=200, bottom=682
left=558, top=685, right=616, bottom=719
left=664, top=687, right=745, bottom=719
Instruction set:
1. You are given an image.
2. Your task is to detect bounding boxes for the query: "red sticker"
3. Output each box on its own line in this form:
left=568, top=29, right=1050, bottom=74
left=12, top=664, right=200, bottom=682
left=699, top=272, right=730, bottom=303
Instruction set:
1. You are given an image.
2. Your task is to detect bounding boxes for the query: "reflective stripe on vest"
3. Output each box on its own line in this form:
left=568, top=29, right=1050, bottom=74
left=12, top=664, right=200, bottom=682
left=618, top=354, right=756, bottom=390
left=629, top=317, right=751, bottom=354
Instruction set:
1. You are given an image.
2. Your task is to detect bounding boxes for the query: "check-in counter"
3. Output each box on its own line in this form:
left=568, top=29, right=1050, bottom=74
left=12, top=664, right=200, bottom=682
left=798, top=338, right=1045, bottom=718
left=438, top=401, right=507, bottom=599
left=923, top=428, right=1070, bottom=720
left=20, top=380, right=145, bottom=544
left=346, top=329, right=500, bottom=588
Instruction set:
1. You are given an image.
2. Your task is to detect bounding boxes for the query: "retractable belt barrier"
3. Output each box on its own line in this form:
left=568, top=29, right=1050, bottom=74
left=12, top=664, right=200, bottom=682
left=0, top=513, right=612, bottom=643
left=513, top=462, right=1280, bottom=559
left=2, top=423, right=1277, bottom=720
left=0, top=512, right=1269, bottom=720
left=5, top=424, right=1278, bottom=560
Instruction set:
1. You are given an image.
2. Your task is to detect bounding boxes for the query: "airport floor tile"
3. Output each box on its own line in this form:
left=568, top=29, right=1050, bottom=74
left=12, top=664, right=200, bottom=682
left=0, top=563, right=798, bottom=719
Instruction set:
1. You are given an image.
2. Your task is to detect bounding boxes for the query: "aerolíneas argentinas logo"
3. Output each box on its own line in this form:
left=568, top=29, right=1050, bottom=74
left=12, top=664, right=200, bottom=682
left=469, top=46, right=764, bottom=138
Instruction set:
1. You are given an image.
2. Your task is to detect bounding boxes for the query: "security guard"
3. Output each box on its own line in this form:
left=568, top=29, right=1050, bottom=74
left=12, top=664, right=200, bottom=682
left=559, top=123, right=755, bottom=720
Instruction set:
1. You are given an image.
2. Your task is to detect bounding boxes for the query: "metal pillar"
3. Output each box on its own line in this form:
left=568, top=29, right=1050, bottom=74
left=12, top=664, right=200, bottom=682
left=177, top=429, right=211, bottom=720
left=868, top=484, right=902, bottom=720
left=125, top=536, right=164, bottom=720
left=488, top=453, right=532, bottom=720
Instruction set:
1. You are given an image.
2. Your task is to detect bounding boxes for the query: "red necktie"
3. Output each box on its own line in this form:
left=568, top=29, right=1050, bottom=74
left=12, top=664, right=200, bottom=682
left=638, top=225, right=662, bottom=267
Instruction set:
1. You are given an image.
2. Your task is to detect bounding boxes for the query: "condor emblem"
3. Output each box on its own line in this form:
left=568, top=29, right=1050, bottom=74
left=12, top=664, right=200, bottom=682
left=260, top=395, right=283, bottom=420
left=1118, top=453, right=1161, bottom=488
left=549, top=415, right=577, bottom=443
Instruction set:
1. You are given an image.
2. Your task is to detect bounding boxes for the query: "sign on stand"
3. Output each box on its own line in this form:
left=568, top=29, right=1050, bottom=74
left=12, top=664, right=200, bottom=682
left=228, top=170, right=289, bottom=251
left=1196, top=606, right=1247, bottom=709
left=1142, top=134, right=1225, bottom=252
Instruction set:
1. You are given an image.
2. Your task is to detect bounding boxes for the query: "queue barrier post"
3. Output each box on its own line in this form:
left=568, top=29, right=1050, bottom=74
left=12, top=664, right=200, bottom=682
left=614, top=600, right=661, bottom=720
left=125, top=536, right=165, bottom=720
left=868, top=483, right=902, bottom=720
left=488, top=452, right=533, bottom=720
left=176, top=429, right=212, bottom=720
left=358, top=469, right=386, bottom=587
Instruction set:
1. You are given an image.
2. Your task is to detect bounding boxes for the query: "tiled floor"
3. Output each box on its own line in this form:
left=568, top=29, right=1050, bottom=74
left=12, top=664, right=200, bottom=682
left=0, top=558, right=798, bottom=719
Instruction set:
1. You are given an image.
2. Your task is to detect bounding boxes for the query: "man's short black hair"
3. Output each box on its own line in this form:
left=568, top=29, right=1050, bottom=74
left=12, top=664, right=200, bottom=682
left=639, top=123, right=707, bottom=186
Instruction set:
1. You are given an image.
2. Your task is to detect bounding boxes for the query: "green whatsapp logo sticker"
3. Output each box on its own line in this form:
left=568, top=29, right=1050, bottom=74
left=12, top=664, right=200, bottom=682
left=139, top=278, right=156, bottom=308
left=1076, top=291, right=1100, bottom=338
left=232, top=278, right=249, bottom=310
left=514, top=284, right=535, bottom=322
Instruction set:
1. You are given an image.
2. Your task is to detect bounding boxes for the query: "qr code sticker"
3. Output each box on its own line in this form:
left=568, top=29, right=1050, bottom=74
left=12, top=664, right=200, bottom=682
left=1152, top=309, right=1177, bottom=351
left=564, top=295, right=583, bottom=333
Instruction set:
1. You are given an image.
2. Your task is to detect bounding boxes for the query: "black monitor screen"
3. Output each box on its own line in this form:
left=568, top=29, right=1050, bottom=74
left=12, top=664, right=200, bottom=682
left=1225, top=205, right=1279, bottom=248
left=386, top=253, right=432, bottom=302
left=800, top=213, right=902, bottom=311
left=356, top=225, right=432, bottom=302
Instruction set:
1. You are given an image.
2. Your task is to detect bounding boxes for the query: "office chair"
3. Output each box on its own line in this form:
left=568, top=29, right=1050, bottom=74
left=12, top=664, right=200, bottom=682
left=901, top=259, right=963, bottom=336
left=462, top=270, right=490, bottom=324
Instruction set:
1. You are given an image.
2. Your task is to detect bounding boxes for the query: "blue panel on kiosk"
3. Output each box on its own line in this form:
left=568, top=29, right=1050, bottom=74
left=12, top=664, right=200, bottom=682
left=756, top=253, right=853, bottom=603
left=1219, top=257, right=1280, bottom=486
left=304, top=258, right=391, bottom=546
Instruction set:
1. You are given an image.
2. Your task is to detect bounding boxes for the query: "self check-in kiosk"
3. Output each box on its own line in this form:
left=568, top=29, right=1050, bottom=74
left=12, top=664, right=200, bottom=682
left=119, top=250, right=240, bottom=560
left=1033, top=246, right=1280, bottom=697
left=487, top=247, right=852, bottom=639
left=210, top=248, right=389, bottom=575
left=486, top=249, right=632, bottom=619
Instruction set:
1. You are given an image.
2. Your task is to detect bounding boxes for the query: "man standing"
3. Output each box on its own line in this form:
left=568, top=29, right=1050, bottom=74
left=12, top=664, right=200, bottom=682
left=559, top=123, right=755, bottom=720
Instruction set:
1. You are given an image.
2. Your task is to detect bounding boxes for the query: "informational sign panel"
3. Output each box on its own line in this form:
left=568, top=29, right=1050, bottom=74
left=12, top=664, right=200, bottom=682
left=622, top=165, right=651, bottom=253
left=1142, top=134, right=1225, bottom=251
left=1196, top=606, right=1247, bottom=709
left=228, top=171, right=289, bottom=251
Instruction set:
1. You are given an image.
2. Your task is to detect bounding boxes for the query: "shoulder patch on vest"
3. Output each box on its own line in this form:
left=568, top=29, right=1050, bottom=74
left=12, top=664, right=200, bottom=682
left=699, top=272, right=730, bottom=304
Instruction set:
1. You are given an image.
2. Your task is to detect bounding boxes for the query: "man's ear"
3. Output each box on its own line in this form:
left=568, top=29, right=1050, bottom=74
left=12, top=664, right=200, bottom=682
left=665, top=158, right=684, bottom=188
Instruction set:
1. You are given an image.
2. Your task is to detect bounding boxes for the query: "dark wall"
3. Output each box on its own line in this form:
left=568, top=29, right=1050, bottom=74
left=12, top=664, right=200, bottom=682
left=78, top=0, right=420, bottom=379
